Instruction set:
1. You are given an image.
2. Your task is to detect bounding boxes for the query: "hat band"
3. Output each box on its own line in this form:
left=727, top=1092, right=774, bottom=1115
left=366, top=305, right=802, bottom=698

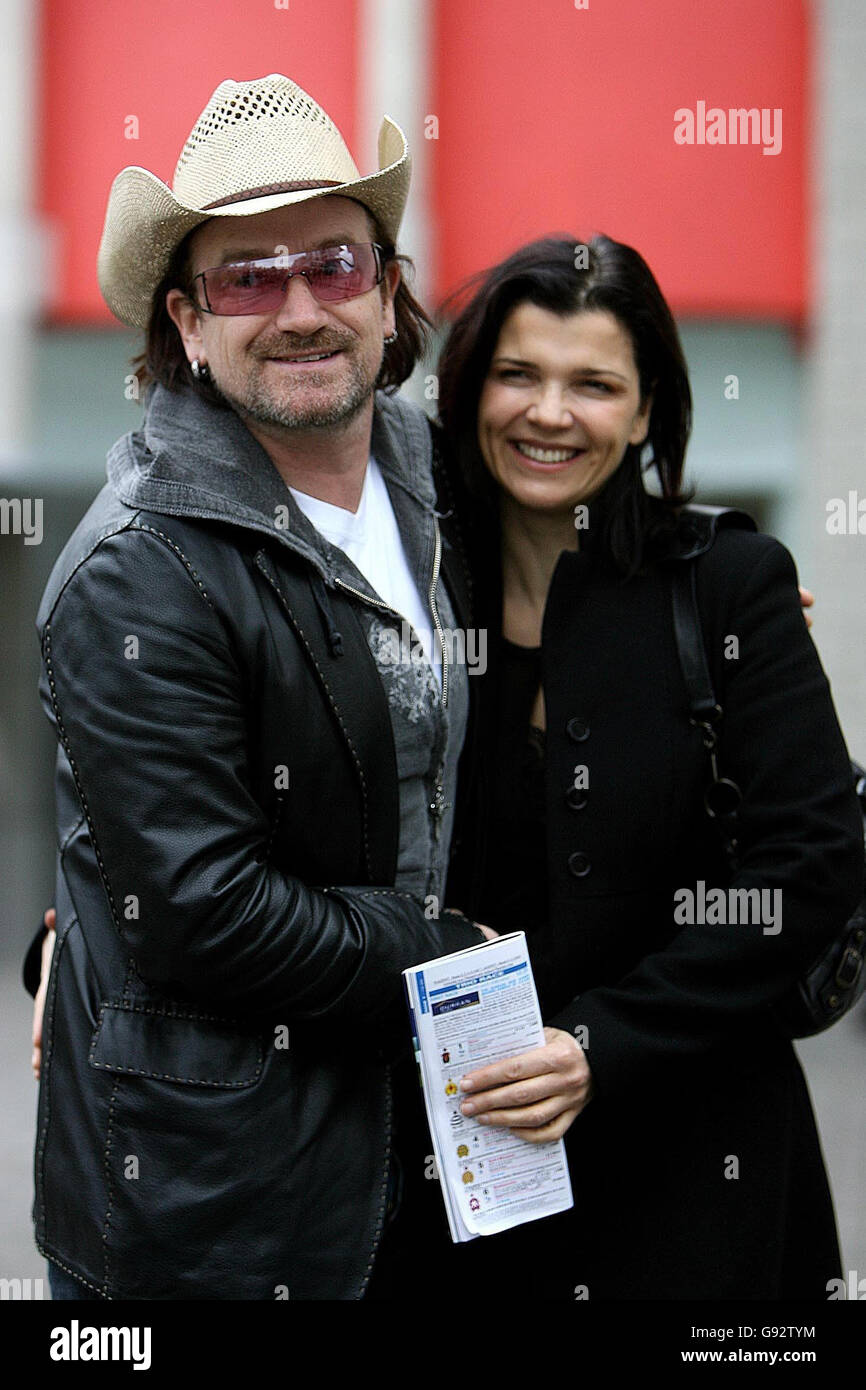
left=202, top=179, right=344, bottom=210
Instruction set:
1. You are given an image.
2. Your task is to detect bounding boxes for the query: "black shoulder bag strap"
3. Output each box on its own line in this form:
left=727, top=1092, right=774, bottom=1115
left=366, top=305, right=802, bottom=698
left=670, top=511, right=866, bottom=1037
left=670, top=552, right=743, bottom=862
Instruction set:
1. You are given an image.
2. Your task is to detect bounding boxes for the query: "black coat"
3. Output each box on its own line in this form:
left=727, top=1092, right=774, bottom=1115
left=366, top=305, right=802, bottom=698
left=446, top=507, right=863, bottom=1299
left=26, top=388, right=485, bottom=1300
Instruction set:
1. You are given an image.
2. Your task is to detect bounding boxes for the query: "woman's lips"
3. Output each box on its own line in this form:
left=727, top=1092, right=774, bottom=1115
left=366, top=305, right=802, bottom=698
left=509, top=439, right=586, bottom=470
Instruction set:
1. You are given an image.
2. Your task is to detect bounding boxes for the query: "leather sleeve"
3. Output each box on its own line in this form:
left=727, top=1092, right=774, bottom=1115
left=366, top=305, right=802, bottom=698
left=38, top=529, right=482, bottom=1028
left=549, top=535, right=863, bottom=1094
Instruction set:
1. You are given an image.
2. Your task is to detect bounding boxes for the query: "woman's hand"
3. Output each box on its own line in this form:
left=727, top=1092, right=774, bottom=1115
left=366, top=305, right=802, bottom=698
left=32, top=908, right=56, bottom=1081
left=457, top=1026, right=593, bottom=1143
left=799, top=586, right=814, bottom=629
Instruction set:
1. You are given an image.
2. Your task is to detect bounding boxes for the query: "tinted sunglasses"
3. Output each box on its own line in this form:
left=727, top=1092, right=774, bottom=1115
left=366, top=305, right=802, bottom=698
left=192, top=243, right=386, bottom=315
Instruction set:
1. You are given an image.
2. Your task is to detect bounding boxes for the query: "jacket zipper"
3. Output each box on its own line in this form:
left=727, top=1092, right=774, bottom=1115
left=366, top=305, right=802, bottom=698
left=428, top=517, right=450, bottom=710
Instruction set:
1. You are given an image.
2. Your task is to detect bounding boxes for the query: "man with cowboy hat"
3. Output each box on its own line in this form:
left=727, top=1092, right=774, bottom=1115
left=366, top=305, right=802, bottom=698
left=24, top=72, right=491, bottom=1300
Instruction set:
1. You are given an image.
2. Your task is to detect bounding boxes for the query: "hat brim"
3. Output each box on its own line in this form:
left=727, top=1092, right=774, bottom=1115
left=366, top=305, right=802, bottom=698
left=97, top=117, right=411, bottom=327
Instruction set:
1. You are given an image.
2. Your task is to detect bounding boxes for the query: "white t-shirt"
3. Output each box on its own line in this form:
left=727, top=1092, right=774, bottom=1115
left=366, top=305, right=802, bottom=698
left=289, top=457, right=442, bottom=686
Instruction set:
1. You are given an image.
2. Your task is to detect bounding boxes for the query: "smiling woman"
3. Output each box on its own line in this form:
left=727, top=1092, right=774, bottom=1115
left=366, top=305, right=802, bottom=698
left=477, top=304, right=653, bottom=595
left=426, top=234, right=863, bottom=1301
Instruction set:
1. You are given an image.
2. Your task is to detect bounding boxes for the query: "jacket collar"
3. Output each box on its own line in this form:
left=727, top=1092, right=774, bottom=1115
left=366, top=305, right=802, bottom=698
left=106, top=382, right=437, bottom=581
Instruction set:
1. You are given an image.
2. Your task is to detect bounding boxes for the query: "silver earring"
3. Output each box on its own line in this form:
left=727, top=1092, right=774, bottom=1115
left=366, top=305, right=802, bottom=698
left=190, top=358, right=210, bottom=380
left=384, top=331, right=398, bottom=346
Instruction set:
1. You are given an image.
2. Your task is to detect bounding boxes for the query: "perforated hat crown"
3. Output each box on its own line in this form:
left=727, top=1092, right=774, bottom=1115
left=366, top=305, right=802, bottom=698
left=97, top=73, right=411, bottom=327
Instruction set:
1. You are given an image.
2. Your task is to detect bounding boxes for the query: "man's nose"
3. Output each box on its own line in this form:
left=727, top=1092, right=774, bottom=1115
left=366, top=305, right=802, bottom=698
left=270, top=273, right=331, bottom=333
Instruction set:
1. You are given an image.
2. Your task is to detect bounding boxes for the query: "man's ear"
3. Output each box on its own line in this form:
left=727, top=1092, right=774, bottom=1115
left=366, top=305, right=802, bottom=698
left=380, top=259, right=401, bottom=338
left=166, top=289, right=205, bottom=365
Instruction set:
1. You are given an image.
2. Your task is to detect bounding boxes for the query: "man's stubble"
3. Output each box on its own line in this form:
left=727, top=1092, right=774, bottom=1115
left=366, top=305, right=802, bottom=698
left=211, top=334, right=384, bottom=432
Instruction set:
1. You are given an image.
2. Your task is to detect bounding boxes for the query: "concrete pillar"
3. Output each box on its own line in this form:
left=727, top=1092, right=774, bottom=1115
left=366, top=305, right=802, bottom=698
left=359, top=0, right=434, bottom=405
left=803, top=1, right=866, bottom=754
left=0, top=0, right=51, bottom=470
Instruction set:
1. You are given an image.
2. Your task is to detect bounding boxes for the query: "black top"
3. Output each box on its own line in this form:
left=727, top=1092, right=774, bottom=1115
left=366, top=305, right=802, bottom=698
left=476, top=637, right=548, bottom=934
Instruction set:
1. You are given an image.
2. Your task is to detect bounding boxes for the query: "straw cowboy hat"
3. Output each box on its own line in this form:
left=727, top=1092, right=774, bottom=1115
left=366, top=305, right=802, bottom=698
left=97, top=73, right=411, bottom=328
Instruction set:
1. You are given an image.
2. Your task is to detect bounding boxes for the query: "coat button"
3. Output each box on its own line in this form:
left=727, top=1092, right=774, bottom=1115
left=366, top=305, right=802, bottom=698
left=567, top=717, right=590, bottom=742
left=565, top=787, right=588, bottom=810
left=568, top=851, right=591, bottom=877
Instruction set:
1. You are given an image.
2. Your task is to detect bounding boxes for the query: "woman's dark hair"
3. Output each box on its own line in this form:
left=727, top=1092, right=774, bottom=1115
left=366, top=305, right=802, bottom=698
left=437, top=235, right=693, bottom=576
left=131, top=207, right=432, bottom=404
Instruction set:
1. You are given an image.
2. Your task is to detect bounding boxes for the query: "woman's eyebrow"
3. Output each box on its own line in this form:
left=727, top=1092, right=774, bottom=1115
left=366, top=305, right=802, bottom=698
left=492, top=354, right=629, bottom=381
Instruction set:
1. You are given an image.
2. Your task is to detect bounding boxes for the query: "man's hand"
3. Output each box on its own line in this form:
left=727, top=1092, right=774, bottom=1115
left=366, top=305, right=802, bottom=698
left=799, top=586, right=814, bottom=629
left=32, top=908, right=56, bottom=1081
left=457, top=1026, right=593, bottom=1143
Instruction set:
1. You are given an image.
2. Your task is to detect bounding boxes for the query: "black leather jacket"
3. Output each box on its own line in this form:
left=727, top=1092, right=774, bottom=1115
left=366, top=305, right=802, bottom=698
left=28, top=384, right=482, bottom=1299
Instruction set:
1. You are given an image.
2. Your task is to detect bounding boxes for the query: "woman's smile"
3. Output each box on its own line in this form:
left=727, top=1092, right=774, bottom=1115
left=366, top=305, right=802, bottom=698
left=509, top=439, right=588, bottom=469
left=478, top=303, right=652, bottom=514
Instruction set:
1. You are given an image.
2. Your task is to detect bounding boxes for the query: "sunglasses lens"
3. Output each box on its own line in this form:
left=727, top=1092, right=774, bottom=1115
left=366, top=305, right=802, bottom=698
left=204, top=263, right=286, bottom=314
left=199, top=245, right=382, bottom=314
left=307, top=245, right=378, bottom=301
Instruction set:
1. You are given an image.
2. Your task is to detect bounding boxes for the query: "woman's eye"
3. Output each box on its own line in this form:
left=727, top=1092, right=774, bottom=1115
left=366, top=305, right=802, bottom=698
left=582, top=379, right=615, bottom=393
left=499, top=368, right=529, bottom=381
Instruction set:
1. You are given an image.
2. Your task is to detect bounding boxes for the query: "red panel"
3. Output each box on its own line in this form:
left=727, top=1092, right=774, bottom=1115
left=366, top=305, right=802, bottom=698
left=431, top=0, right=809, bottom=321
left=37, top=0, right=358, bottom=323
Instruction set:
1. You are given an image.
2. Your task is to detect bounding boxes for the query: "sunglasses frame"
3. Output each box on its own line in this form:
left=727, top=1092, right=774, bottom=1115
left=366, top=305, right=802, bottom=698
left=191, top=243, right=387, bottom=316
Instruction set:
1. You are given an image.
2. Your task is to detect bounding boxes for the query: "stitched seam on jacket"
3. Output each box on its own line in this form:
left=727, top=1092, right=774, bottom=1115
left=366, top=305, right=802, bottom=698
left=89, top=1002, right=264, bottom=1087
left=131, top=523, right=216, bottom=610
left=87, top=1061, right=261, bottom=1087
left=42, top=627, right=152, bottom=1298
left=357, top=1062, right=392, bottom=1298
left=101, top=1074, right=121, bottom=1294
left=95, top=1000, right=251, bottom=1024
left=43, top=629, right=128, bottom=960
left=41, top=515, right=141, bottom=622
left=327, top=888, right=422, bottom=904
left=257, top=561, right=374, bottom=876
left=41, top=523, right=227, bottom=985
left=37, top=1245, right=106, bottom=1299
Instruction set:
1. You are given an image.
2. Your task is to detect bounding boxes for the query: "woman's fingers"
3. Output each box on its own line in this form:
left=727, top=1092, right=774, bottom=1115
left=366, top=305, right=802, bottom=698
left=460, top=1070, right=565, bottom=1115
left=469, top=1090, right=585, bottom=1130
left=458, top=1026, right=593, bottom=1141
left=509, top=1105, right=584, bottom=1144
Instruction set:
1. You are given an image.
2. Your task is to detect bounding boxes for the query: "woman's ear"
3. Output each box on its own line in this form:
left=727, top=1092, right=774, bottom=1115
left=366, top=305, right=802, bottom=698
left=630, top=388, right=654, bottom=447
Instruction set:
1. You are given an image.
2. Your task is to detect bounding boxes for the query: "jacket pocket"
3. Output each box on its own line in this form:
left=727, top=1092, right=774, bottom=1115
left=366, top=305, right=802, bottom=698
left=89, top=1002, right=263, bottom=1088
